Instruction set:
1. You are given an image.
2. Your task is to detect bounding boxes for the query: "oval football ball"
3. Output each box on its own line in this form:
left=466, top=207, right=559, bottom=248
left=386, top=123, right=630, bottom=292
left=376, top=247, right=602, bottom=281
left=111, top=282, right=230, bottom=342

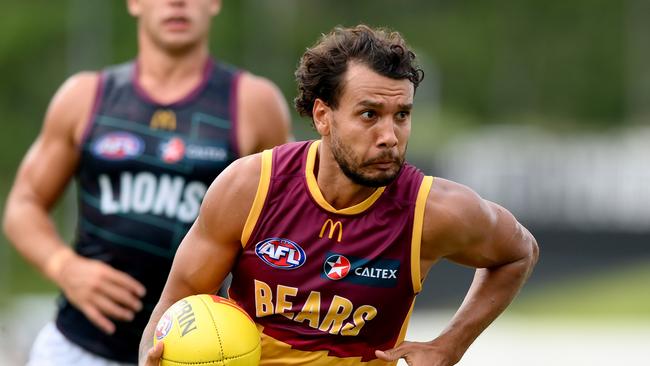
left=154, top=294, right=261, bottom=366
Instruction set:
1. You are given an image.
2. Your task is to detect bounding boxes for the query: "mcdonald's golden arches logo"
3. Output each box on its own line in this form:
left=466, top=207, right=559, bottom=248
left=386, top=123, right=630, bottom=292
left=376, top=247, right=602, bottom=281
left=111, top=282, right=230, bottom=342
left=319, top=219, right=343, bottom=242
left=150, top=109, right=177, bottom=130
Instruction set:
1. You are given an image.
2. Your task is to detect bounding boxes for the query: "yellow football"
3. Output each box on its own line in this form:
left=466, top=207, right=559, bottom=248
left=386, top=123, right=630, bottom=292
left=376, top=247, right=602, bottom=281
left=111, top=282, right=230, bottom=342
left=153, top=294, right=261, bottom=366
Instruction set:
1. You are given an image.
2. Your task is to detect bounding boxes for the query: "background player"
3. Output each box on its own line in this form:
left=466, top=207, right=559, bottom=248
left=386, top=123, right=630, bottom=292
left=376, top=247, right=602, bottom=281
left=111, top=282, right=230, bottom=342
left=139, top=24, right=538, bottom=366
left=2, top=0, right=291, bottom=364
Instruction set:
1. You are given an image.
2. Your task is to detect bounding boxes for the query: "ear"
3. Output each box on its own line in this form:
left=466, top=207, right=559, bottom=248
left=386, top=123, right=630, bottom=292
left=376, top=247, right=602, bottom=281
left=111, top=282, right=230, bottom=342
left=312, top=99, right=332, bottom=137
left=126, top=0, right=141, bottom=17
left=210, top=0, right=222, bottom=16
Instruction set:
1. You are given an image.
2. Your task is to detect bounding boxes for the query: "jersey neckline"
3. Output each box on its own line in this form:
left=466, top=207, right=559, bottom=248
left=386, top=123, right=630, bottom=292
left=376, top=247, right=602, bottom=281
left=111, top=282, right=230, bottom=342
left=132, top=57, right=214, bottom=108
left=304, top=140, right=386, bottom=215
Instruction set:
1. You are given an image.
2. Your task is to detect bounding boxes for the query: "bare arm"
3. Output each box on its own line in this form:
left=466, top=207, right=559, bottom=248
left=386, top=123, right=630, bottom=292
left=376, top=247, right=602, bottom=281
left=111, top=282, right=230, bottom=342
left=236, top=73, right=292, bottom=156
left=3, top=73, right=94, bottom=278
left=2, top=72, right=145, bottom=334
left=139, top=153, right=262, bottom=365
left=377, top=178, right=539, bottom=365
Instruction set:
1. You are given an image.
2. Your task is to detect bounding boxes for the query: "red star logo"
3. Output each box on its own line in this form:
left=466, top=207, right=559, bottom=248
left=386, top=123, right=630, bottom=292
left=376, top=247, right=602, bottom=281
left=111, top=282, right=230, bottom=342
left=324, top=255, right=351, bottom=280
left=161, top=137, right=185, bottom=163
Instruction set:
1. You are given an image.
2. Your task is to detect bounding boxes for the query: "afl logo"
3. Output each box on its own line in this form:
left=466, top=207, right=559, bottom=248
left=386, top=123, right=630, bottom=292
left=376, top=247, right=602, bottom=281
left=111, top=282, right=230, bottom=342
left=154, top=311, right=173, bottom=340
left=92, top=132, right=144, bottom=160
left=255, top=238, right=306, bottom=270
left=323, top=254, right=351, bottom=280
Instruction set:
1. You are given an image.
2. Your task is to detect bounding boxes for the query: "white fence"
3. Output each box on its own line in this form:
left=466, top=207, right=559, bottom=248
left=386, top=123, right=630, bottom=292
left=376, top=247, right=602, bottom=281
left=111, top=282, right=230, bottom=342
left=437, top=125, right=650, bottom=232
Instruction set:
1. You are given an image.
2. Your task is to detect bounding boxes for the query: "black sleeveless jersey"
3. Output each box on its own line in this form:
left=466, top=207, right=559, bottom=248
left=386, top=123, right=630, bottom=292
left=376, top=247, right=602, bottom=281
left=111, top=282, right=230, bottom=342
left=56, top=59, right=242, bottom=362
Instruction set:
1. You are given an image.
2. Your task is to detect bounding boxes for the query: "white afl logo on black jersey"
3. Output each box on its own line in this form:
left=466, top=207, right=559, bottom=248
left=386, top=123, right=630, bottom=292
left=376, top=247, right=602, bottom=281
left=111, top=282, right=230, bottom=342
left=92, top=132, right=144, bottom=160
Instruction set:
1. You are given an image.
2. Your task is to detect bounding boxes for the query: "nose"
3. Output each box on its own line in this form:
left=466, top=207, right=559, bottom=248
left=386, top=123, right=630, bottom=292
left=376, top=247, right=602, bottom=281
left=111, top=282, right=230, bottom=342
left=169, top=0, right=186, bottom=7
left=376, top=118, right=398, bottom=149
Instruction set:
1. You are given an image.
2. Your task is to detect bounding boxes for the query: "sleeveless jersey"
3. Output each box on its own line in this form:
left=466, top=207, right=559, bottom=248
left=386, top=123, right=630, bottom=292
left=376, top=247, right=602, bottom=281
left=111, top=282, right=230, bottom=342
left=229, top=140, right=434, bottom=366
left=56, top=59, right=242, bottom=362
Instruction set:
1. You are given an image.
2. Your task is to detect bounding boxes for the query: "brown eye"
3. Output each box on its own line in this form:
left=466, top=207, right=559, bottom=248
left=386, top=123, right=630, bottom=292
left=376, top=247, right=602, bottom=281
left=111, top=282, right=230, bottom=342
left=361, top=111, right=376, bottom=120
left=396, top=111, right=410, bottom=121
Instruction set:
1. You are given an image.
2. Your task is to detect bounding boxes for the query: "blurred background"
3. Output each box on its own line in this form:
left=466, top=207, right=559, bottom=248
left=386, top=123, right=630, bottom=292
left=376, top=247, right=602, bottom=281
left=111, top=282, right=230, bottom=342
left=1, top=0, right=649, bottom=365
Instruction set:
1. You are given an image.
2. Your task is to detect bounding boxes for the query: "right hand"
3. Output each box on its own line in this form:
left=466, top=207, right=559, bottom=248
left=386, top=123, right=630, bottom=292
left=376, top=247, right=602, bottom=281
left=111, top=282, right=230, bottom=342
left=51, top=251, right=146, bottom=334
left=375, top=340, right=460, bottom=366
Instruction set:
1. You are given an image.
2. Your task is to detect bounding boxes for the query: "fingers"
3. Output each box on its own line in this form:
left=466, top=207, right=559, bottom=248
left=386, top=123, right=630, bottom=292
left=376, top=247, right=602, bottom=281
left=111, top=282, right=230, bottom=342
left=375, top=349, right=402, bottom=361
left=94, top=293, right=136, bottom=322
left=91, top=262, right=145, bottom=314
left=99, top=279, right=144, bottom=313
left=60, top=258, right=146, bottom=333
left=82, top=304, right=116, bottom=334
left=105, top=266, right=147, bottom=298
left=144, top=342, right=164, bottom=366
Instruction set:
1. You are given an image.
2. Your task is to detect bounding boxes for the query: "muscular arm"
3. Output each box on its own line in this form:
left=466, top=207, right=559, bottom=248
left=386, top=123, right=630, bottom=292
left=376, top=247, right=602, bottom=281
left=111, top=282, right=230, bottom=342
left=236, top=73, right=292, bottom=155
left=139, top=153, right=262, bottom=364
left=424, top=179, right=538, bottom=363
left=378, top=178, right=538, bottom=365
left=2, top=72, right=145, bottom=334
left=2, top=72, right=95, bottom=280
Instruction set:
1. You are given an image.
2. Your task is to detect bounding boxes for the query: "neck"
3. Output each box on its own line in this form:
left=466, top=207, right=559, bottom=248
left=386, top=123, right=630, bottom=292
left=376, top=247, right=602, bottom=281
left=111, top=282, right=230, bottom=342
left=136, top=33, right=210, bottom=104
left=315, top=142, right=378, bottom=210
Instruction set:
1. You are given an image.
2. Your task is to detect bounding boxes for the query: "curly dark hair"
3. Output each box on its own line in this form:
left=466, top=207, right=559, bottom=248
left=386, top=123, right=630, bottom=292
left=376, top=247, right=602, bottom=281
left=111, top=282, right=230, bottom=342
left=294, top=24, right=424, bottom=122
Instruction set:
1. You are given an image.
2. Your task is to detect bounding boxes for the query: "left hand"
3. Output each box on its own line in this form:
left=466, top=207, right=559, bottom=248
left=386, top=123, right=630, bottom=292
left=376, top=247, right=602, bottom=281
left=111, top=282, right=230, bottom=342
left=140, top=341, right=163, bottom=366
left=375, top=341, right=460, bottom=366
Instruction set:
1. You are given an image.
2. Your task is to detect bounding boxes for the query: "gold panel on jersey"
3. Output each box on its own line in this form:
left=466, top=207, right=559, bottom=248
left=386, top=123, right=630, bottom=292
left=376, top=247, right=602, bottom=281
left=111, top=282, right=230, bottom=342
left=241, top=149, right=274, bottom=247
left=150, top=109, right=177, bottom=130
left=411, top=175, right=433, bottom=294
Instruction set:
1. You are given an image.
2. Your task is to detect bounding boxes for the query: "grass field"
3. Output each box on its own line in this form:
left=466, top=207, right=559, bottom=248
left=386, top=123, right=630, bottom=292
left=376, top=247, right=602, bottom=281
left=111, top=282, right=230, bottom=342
left=2, top=293, right=648, bottom=366
left=405, top=311, right=650, bottom=366
left=2, top=259, right=649, bottom=364
left=511, top=261, right=650, bottom=319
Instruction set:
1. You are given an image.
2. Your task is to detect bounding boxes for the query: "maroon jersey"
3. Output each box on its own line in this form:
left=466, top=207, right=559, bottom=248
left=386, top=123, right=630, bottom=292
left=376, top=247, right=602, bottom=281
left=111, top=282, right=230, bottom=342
left=229, top=140, right=433, bottom=366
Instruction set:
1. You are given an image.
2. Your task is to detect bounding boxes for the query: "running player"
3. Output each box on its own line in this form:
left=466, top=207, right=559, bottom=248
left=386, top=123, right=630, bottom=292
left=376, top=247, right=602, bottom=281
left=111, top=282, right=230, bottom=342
left=140, top=24, right=538, bottom=366
left=2, top=0, right=291, bottom=365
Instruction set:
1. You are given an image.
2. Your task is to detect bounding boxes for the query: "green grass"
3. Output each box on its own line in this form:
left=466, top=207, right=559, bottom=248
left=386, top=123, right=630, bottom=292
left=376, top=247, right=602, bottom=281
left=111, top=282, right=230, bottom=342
left=511, top=261, right=650, bottom=319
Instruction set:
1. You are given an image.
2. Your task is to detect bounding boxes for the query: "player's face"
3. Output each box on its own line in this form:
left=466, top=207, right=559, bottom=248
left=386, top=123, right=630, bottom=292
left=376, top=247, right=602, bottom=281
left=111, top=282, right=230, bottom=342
left=128, top=0, right=221, bottom=53
left=317, top=62, right=413, bottom=187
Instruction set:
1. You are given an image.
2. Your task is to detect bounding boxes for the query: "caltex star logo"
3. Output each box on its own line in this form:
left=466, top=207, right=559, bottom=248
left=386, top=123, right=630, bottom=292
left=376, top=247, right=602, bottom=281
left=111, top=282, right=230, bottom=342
left=160, top=137, right=185, bottom=163
left=323, top=254, right=351, bottom=280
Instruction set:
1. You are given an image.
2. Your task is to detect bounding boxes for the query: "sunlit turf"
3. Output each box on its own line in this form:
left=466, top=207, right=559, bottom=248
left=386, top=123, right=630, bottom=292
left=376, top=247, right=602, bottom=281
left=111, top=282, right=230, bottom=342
left=511, top=261, right=650, bottom=319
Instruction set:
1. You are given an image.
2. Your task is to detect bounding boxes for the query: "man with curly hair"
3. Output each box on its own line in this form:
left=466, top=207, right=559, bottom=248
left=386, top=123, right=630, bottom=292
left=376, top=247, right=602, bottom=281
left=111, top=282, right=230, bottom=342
left=140, top=24, right=538, bottom=366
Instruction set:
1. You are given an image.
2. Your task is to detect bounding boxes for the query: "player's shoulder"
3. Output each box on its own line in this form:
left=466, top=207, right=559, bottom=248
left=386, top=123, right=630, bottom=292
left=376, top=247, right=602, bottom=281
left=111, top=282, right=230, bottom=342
left=230, top=151, right=266, bottom=177
left=43, top=71, right=100, bottom=137
left=200, top=151, right=267, bottom=222
left=56, top=71, right=100, bottom=100
left=422, top=178, right=496, bottom=255
left=211, top=152, right=266, bottom=192
left=428, top=177, right=483, bottom=210
left=428, top=177, right=496, bottom=228
left=238, top=72, right=284, bottom=103
left=52, top=71, right=101, bottom=115
left=235, top=72, right=291, bottom=152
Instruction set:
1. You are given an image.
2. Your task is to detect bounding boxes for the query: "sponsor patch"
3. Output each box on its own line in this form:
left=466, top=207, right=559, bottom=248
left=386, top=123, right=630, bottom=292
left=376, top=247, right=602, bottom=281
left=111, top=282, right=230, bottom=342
left=92, top=132, right=144, bottom=160
left=159, top=138, right=229, bottom=164
left=321, top=252, right=400, bottom=287
left=185, top=144, right=228, bottom=162
left=255, top=238, right=306, bottom=270
left=159, top=137, right=186, bottom=163
left=150, top=109, right=177, bottom=130
left=323, top=254, right=351, bottom=280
